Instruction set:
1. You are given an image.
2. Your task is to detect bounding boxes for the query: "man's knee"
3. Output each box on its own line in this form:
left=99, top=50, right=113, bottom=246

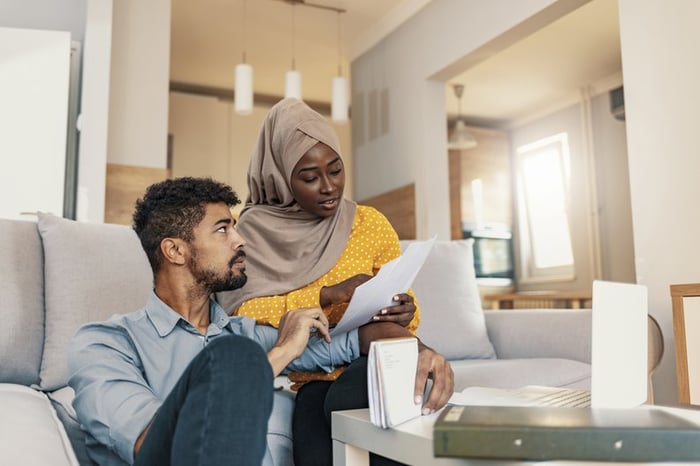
left=201, top=335, right=272, bottom=384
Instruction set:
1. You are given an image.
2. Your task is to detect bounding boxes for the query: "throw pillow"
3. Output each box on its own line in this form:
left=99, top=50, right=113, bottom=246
left=401, top=238, right=496, bottom=360
left=37, top=213, right=153, bottom=391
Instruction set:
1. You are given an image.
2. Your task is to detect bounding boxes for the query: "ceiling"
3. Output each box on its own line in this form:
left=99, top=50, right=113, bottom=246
left=170, top=0, right=621, bottom=126
left=170, top=0, right=426, bottom=104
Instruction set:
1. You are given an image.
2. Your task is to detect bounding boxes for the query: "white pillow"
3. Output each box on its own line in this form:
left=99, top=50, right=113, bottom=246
left=37, top=213, right=153, bottom=391
left=401, top=239, right=496, bottom=360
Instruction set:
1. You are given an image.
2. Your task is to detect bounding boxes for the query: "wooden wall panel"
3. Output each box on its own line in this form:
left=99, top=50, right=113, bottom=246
left=449, top=150, right=462, bottom=240
left=360, top=184, right=416, bottom=240
left=453, top=126, right=512, bottom=229
left=105, top=163, right=170, bottom=225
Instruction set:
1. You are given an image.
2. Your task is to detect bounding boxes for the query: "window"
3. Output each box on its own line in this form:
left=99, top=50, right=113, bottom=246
left=515, top=133, right=574, bottom=282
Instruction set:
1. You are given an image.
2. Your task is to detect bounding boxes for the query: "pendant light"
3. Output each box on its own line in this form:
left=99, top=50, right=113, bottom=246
left=448, top=84, right=477, bottom=149
left=284, top=3, right=302, bottom=99
left=234, top=0, right=253, bottom=114
left=331, top=10, right=348, bottom=123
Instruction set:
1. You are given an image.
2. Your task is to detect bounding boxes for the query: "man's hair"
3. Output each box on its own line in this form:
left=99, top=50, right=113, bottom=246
left=133, top=177, right=240, bottom=272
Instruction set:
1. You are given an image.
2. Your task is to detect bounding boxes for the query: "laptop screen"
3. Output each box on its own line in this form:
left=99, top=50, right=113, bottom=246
left=590, top=280, right=648, bottom=408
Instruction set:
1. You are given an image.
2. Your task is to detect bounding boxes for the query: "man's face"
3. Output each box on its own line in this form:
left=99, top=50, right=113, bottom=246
left=187, top=202, right=247, bottom=293
left=290, top=142, right=345, bottom=218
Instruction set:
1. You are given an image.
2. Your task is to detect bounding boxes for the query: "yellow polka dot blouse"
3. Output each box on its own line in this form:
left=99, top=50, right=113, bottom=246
left=235, top=205, right=420, bottom=334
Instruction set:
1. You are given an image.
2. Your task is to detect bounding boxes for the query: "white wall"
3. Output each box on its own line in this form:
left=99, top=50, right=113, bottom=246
left=0, top=0, right=85, bottom=41
left=107, top=0, right=170, bottom=168
left=590, top=90, right=636, bottom=284
left=351, top=0, right=589, bottom=239
left=76, top=0, right=170, bottom=222
left=169, top=93, right=354, bottom=211
left=78, top=0, right=112, bottom=222
left=619, top=0, right=700, bottom=405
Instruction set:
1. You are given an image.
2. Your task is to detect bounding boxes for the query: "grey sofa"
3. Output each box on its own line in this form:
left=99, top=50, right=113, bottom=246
left=0, top=214, right=662, bottom=465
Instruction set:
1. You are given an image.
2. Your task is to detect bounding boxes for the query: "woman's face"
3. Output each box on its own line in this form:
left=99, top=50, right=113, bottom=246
left=290, top=142, right=345, bottom=218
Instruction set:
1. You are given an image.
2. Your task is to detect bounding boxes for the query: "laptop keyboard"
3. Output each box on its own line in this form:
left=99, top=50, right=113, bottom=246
left=510, top=386, right=591, bottom=408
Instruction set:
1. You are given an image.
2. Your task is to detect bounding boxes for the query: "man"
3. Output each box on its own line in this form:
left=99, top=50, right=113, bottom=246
left=68, top=177, right=453, bottom=466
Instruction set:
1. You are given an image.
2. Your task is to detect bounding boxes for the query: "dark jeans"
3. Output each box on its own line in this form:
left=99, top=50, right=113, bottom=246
left=134, top=335, right=273, bottom=466
left=292, top=357, right=406, bottom=466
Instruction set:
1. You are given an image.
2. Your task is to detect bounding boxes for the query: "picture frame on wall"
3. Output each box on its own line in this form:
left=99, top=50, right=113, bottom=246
left=670, top=283, right=700, bottom=405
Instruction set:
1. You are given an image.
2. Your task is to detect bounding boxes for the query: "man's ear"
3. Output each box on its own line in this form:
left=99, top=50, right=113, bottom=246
left=160, top=238, right=187, bottom=265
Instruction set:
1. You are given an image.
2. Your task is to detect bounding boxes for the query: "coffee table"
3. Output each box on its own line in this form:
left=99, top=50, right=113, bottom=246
left=331, top=406, right=700, bottom=466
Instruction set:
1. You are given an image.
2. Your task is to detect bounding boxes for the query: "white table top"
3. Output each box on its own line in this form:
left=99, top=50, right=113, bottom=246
left=331, top=405, right=700, bottom=466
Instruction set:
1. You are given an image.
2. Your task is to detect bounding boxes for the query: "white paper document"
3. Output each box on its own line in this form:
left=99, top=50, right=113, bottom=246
left=368, top=337, right=421, bottom=428
left=330, top=236, right=436, bottom=336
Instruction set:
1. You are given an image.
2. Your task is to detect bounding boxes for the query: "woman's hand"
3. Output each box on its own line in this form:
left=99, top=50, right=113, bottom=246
left=415, top=343, right=454, bottom=415
left=372, top=293, right=415, bottom=328
left=319, top=274, right=372, bottom=307
left=357, top=322, right=454, bottom=414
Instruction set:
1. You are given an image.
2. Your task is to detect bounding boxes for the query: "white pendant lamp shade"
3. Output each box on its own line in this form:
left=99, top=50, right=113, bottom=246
left=285, top=69, right=302, bottom=100
left=235, top=63, right=253, bottom=115
left=448, top=83, right=477, bottom=149
left=331, top=76, right=348, bottom=123
left=449, top=119, right=478, bottom=150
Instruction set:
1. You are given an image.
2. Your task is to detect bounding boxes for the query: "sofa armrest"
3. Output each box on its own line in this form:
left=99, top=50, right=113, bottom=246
left=484, top=309, right=592, bottom=363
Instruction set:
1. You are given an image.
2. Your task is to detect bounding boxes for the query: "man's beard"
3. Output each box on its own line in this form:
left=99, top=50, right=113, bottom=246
left=189, top=249, right=247, bottom=294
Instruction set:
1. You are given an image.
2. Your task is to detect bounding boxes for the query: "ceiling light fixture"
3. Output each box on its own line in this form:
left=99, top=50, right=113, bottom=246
left=284, top=3, right=302, bottom=99
left=331, top=10, right=348, bottom=123
left=234, top=0, right=253, bottom=114
left=448, top=84, right=477, bottom=150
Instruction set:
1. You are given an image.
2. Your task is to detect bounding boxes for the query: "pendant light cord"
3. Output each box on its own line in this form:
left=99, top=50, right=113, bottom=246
left=241, top=0, right=247, bottom=63
left=291, top=4, right=296, bottom=70
left=337, top=11, right=342, bottom=76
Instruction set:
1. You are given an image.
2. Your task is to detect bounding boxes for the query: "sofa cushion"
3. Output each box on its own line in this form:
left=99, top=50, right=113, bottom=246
left=0, top=218, right=44, bottom=385
left=49, top=387, right=92, bottom=466
left=0, top=383, right=79, bottom=465
left=401, top=239, right=496, bottom=360
left=37, top=213, right=153, bottom=391
left=449, top=358, right=591, bottom=392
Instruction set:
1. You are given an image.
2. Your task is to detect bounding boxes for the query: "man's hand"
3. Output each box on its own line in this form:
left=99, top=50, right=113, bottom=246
left=267, top=308, right=331, bottom=376
left=371, top=293, right=416, bottom=328
left=319, top=274, right=372, bottom=307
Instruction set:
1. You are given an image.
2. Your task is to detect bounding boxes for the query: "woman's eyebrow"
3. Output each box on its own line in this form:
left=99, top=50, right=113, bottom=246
left=296, top=156, right=342, bottom=173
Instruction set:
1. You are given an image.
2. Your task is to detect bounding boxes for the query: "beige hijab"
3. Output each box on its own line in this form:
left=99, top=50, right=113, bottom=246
left=217, top=98, right=356, bottom=313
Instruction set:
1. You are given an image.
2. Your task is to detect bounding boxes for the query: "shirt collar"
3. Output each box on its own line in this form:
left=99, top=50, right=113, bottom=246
left=145, top=291, right=233, bottom=337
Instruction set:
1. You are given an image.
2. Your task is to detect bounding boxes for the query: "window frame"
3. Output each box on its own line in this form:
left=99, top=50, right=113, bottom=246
left=515, top=132, right=575, bottom=284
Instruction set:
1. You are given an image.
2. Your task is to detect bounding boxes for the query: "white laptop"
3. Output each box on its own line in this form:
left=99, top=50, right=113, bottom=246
left=590, top=280, right=648, bottom=407
left=451, top=280, right=649, bottom=408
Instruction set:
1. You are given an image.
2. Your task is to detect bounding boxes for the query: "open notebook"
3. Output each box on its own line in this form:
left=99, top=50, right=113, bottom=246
left=450, top=280, right=648, bottom=409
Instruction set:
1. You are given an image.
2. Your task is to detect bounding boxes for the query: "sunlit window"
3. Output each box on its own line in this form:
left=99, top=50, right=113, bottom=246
left=516, top=133, right=574, bottom=281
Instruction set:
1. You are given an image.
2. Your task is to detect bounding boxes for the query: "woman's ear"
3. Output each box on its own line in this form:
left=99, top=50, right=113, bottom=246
left=161, top=238, right=187, bottom=265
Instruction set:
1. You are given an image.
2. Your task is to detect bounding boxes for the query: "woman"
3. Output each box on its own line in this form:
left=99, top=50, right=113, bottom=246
left=217, top=98, right=421, bottom=466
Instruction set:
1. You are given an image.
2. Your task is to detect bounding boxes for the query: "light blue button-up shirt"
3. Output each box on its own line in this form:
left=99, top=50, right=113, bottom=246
left=68, top=291, right=359, bottom=465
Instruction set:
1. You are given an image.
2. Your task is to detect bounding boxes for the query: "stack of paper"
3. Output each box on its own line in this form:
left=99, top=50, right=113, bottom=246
left=368, top=337, right=421, bottom=428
